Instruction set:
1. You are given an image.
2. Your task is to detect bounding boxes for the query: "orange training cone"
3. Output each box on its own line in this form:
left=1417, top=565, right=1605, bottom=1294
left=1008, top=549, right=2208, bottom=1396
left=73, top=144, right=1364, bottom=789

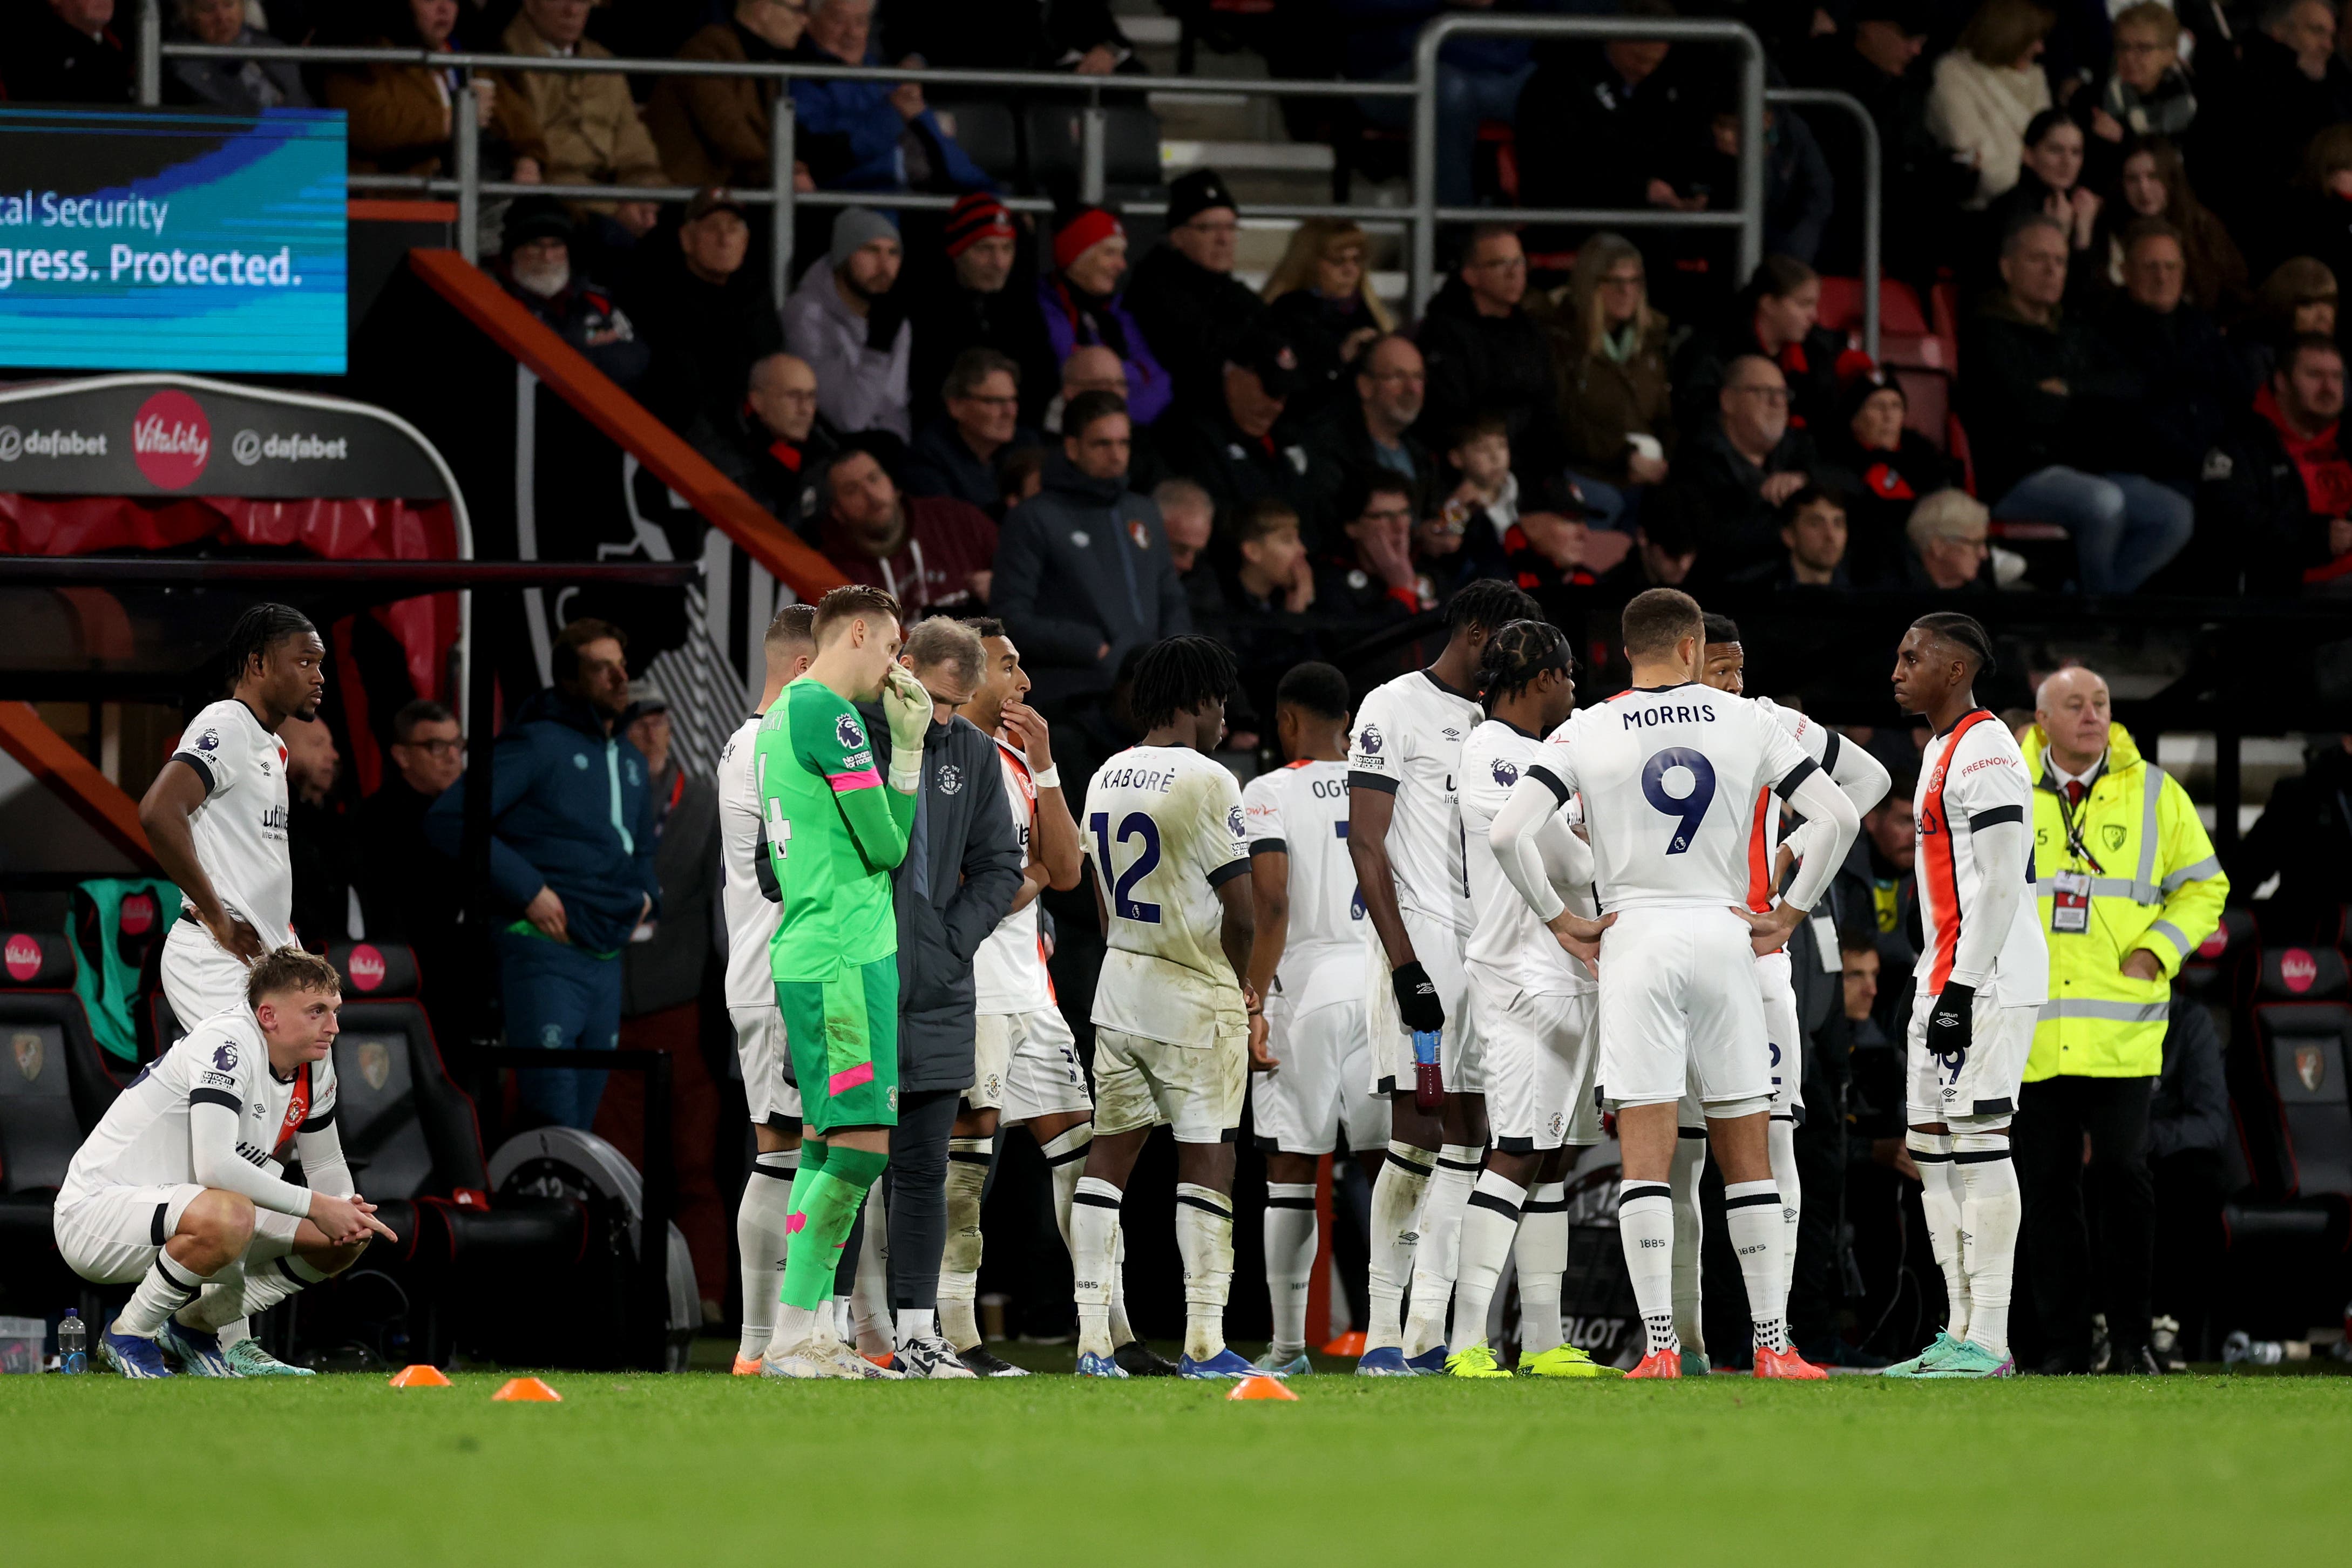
left=1228, top=1375, right=1298, bottom=1402
left=389, top=1364, right=452, bottom=1388
left=1322, top=1332, right=1366, bottom=1358
left=492, top=1376, right=562, bottom=1402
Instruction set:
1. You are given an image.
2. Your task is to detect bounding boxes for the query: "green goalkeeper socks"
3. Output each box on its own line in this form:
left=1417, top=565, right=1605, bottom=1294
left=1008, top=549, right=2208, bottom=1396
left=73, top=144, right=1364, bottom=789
left=780, top=1142, right=887, bottom=1312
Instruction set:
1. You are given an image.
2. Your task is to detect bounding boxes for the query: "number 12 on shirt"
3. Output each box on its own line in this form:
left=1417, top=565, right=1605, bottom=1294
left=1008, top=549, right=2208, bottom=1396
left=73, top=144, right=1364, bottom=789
left=1089, top=811, right=1163, bottom=924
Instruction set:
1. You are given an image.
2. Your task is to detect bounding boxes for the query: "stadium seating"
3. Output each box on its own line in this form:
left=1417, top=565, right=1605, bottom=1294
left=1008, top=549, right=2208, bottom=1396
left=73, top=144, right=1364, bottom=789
left=2217, top=939, right=2352, bottom=1335
left=0, top=932, right=123, bottom=1312
left=302, top=942, right=587, bottom=1367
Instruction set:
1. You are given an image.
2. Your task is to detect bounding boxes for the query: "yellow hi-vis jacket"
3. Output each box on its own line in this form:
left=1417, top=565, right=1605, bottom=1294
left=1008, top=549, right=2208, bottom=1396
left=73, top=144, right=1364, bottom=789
left=2024, top=722, right=2228, bottom=1080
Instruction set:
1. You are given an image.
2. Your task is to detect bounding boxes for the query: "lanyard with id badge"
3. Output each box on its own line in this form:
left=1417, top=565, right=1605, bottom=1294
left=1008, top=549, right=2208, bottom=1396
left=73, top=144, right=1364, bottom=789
left=2049, top=773, right=2103, bottom=935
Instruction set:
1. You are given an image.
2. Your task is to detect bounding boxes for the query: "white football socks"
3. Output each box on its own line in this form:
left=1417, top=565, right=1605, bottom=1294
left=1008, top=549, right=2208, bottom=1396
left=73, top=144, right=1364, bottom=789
left=1954, top=1131, right=2021, bottom=1357
left=1070, top=1175, right=1122, bottom=1360
left=1263, top=1182, right=1318, bottom=1362
left=1767, top=1116, right=1802, bottom=1332
left=1174, top=1182, right=1235, bottom=1364
left=1400, top=1143, right=1482, bottom=1357
left=1514, top=1180, right=1570, bottom=1356
left=1039, top=1124, right=1093, bottom=1255
left=118, top=1251, right=211, bottom=1338
left=738, top=1147, right=798, bottom=1360
left=1449, top=1170, right=1526, bottom=1352
left=1108, top=1220, right=1137, bottom=1349
left=1669, top=1130, right=1708, bottom=1356
left=1618, top=1180, right=1678, bottom=1356
left=181, top=1253, right=325, bottom=1341
left=1365, top=1142, right=1433, bottom=1353
left=1909, top=1130, right=1970, bottom=1341
left=1724, top=1178, right=1788, bottom=1353
left=937, top=1136, right=992, bottom=1351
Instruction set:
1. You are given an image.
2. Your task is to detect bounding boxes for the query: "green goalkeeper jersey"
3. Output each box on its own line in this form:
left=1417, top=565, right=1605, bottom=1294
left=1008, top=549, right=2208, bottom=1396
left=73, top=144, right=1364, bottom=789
left=755, top=676, right=917, bottom=983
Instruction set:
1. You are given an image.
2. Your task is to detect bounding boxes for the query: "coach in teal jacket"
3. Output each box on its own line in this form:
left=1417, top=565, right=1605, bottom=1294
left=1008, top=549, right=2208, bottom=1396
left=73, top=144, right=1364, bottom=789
left=426, top=620, right=660, bottom=1130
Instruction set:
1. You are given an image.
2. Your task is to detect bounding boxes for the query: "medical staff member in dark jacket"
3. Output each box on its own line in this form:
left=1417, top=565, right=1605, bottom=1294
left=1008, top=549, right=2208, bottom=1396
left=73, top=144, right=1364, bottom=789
left=858, top=618, right=1026, bottom=1377
left=427, top=619, right=660, bottom=1130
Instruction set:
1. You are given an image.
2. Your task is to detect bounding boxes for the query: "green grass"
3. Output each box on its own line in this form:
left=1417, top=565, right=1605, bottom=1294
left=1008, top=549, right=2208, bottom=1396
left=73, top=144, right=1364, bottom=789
left=5, top=1355, right=2349, bottom=1565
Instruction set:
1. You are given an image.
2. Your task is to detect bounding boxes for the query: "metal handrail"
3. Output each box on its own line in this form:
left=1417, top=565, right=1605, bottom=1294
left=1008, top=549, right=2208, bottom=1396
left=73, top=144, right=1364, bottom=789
left=138, top=4, right=1882, bottom=355
left=1412, top=16, right=1766, bottom=310
left=1772, top=88, right=1882, bottom=362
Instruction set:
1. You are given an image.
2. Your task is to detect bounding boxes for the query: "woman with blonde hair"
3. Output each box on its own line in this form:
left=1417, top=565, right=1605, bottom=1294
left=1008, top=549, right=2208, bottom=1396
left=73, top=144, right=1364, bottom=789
left=1544, top=233, right=1676, bottom=497
left=1926, top=0, right=2057, bottom=209
left=1264, top=218, right=1395, bottom=416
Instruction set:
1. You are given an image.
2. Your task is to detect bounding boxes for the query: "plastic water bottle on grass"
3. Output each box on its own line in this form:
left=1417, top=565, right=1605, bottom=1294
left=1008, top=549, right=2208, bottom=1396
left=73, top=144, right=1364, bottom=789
left=57, top=1310, right=85, bottom=1374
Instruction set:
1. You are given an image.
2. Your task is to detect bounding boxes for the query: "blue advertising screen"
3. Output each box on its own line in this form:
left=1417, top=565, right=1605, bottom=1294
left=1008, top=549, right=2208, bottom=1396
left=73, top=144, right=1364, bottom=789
left=0, top=107, right=347, bottom=375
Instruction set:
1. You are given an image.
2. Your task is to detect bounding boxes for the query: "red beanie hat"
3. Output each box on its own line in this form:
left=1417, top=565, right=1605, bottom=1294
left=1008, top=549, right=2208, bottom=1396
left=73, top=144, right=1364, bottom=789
left=945, top=193, right=1015, bottom=259
left=1053, top=207, right=1123, bottom=272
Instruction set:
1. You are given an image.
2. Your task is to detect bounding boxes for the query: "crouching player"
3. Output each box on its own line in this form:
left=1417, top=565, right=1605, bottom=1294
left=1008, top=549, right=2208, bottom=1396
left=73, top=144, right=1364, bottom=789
left=54, top=947, right=395, bottom=1377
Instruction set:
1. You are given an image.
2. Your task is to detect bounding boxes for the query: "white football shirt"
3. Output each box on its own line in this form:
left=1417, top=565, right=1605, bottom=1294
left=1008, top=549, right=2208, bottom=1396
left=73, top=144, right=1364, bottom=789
left=1914, top=709, right=2049, bottom=1006
left=171, top=698, right=293, bottom=946
left=1082, top=745, right=1250, bottom=1046
left=1530, top=684, right=1815, bottom=913
left=1241, top=758, right=1366, bottom=1012
left=716, top=714, right=781, bottom=1012
left=60, top=1007, right=334, bottom=1208
left=975, top=738, right=1053, bottom=1016
left=1347, top=668, right=1480, bottom=933
left=1460, top=718, right=1594, bottom=995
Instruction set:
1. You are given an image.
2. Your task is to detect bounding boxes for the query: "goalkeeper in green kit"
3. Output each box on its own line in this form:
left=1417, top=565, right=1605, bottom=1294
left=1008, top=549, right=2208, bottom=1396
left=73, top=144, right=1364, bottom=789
left=755, top=584, right=934, bottom=1380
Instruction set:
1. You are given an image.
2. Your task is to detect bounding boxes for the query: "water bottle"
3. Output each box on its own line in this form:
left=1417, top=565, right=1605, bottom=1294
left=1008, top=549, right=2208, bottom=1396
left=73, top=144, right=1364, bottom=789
left=1411, top=1028, right=1443, bottom=1112
left=56, top=1309, right=85, bottom=1375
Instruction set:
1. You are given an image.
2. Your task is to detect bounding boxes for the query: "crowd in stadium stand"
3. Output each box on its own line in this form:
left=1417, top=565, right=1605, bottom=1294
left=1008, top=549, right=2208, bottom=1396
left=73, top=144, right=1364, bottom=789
left=8, top=0, right=2352, bottom=616
left=5, top=0, right=2350, bottom=1361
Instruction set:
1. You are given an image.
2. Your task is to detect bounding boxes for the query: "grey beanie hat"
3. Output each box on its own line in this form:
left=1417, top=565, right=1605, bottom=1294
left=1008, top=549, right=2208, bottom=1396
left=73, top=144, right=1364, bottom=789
left=830, top=207, right=900, bottom=270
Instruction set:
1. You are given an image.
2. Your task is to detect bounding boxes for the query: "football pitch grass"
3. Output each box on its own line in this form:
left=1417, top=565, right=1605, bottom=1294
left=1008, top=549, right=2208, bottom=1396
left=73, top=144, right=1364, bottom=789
left=6, top=1355, right=2349, bottom=1565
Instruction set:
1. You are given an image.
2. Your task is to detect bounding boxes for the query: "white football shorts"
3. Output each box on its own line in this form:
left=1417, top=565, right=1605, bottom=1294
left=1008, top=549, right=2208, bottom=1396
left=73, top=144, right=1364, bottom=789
left=1596, top=905, right=1771, bottom=1117
left=1363, top=907, right=1482, bottom=1096
left=1905, top=988, right=2037, bottom=1126
left=970, top=1007, right=1093, bottom=1122
left=1473, top=982, right=1602, bottom=1153
left=159, top=918, right=256, bottom=1036
left=728, top=1005, right=803, bottom=1128
left=1253, top=991, right=1388, bottom=1156
left=1093, top=1023, right=1246, bottom=1143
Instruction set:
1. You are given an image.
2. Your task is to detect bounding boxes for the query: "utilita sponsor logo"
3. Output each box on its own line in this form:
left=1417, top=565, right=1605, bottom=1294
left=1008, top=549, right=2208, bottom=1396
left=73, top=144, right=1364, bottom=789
left=131, top=389, right=209, bottom=489
left=2280, top=949, right=2319, bottom=994
left=0, top=425, right=106, bottom=460
left=348, top=942, right=385, bottom=992
left=3, top=933, right=40, bottom=982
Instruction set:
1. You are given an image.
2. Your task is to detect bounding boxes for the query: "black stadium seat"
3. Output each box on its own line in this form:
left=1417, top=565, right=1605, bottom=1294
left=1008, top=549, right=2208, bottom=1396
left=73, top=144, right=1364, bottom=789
left=299, top=943, right=584, bottom=1367
left=2216, top=943, right=2352, bottom=1334
left=931, top=100, right=1020, bottom=186
left=2248, top=946, right=2352, bottom=1201
left=0, top=932, right=124, bottom=1311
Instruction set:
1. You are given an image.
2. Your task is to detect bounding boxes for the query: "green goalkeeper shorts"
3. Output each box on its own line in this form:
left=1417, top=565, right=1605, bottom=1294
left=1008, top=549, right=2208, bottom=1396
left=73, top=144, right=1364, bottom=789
left=777, top=956, right=900, bottom=1133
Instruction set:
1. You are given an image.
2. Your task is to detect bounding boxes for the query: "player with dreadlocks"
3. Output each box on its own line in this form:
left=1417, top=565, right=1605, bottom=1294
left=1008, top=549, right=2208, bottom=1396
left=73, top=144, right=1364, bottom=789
left=1346, top=578, right=1542, bottom=1374
left=1442, top=618, right=1616, bottom=1377
left=1885, top=611, right=2045, bottom=1379
left=1069, top=636, right=1262, bottom=1377
left=129, top=601, right=331, bottom=1376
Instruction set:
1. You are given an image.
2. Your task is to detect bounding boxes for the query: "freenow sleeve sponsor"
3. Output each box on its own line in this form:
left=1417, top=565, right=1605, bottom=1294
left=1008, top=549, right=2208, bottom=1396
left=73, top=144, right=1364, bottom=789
left=0, top=107, right=346, bottom=375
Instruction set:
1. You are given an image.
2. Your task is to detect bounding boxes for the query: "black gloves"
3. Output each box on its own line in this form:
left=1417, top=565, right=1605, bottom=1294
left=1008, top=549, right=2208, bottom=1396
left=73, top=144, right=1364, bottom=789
left=1392, top=960, right=1445, bottom=1033
left=1925, top=980, right=1975, bottom=1065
